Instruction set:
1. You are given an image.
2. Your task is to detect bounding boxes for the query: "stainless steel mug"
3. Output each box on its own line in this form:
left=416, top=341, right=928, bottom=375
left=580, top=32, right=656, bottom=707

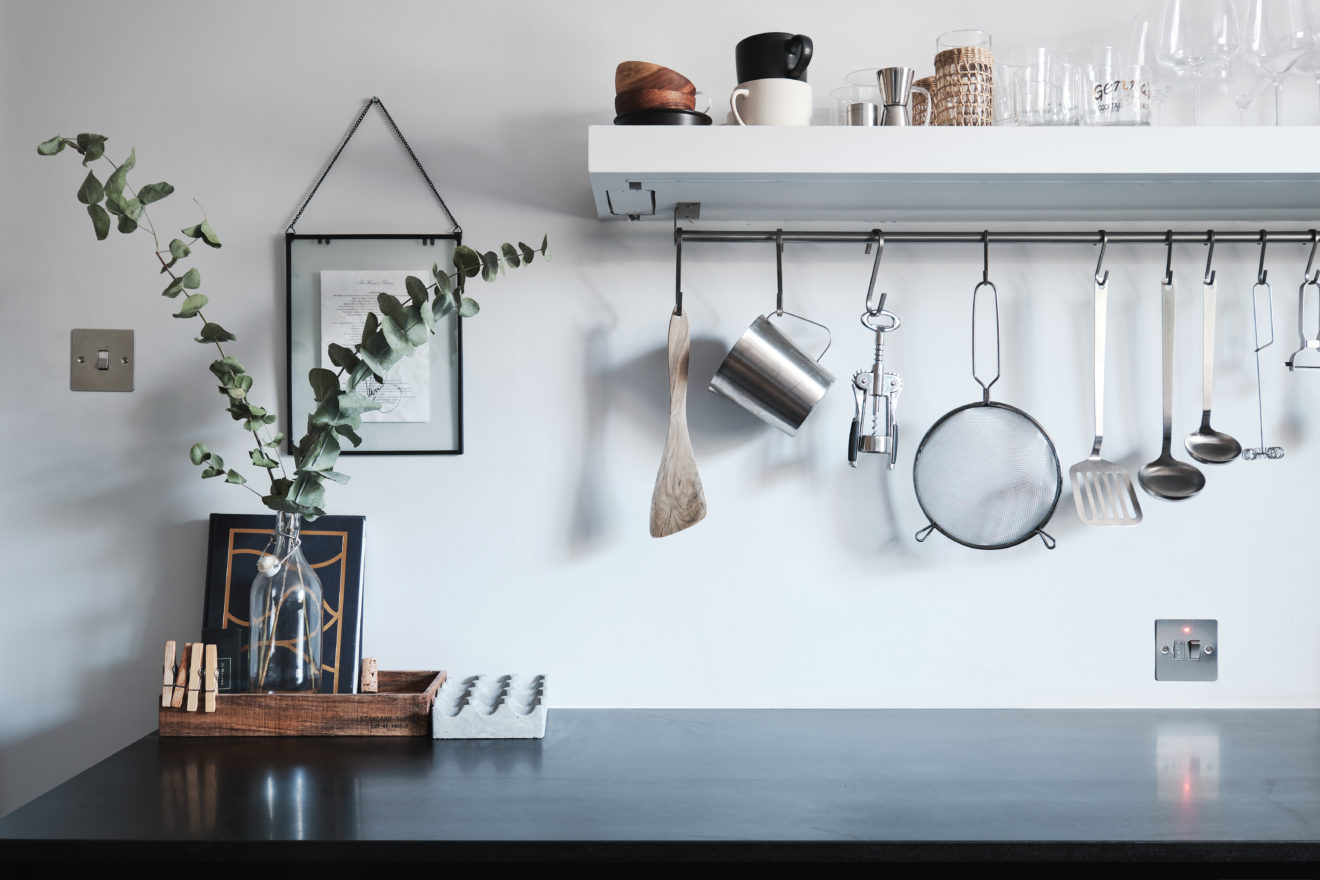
left=709, top=312, right=834, bottom=436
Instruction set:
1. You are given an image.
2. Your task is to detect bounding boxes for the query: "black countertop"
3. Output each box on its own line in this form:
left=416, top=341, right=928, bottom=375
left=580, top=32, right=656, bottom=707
left=1, top=709, right=1317, bottom=867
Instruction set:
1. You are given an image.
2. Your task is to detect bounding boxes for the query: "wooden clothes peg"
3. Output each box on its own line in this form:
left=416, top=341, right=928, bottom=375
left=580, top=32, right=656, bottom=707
left=203, top=645, right=218, bottom=713
left=185, top=643, right=203, bottom=712
left=171, top=644, right=191, bottom=708
left=161, top=641, right=177, bottom=708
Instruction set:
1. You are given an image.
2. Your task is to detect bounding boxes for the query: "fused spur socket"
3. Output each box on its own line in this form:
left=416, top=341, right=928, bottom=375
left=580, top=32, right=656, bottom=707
left=1155, top=619, right=1218, bottom=682
left=71, top=329, right=133, bottom=392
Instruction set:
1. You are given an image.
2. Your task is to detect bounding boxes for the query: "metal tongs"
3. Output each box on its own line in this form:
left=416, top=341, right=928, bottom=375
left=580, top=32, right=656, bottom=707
left=1286, top=232, right=1320, bottom=371
left=1245, top=233, right=1284, bottom=461
left=849, top=233, right=902, bottom=468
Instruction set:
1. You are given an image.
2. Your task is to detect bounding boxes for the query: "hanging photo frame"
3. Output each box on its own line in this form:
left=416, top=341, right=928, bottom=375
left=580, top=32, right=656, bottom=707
left=286, top=233, right=463, bottom=455
left=285, top=97, right=465, bottom=456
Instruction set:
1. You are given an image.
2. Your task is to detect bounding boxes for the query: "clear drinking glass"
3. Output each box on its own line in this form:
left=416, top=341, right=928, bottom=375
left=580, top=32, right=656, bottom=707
left=1214, top=50, right=1271, bottom=123
left=1158, top=0, right=1240, bottom=124
left=831, top=84, right=881, bottom=125
left=1243, top=0, right=1316, bottom=124
left=937, top=29, right=992, bottom=52
left=1013, top=63, right=1080, bottom=125
left=1079, top=65, right=1152, bottom=125
left=995, top=47, right=1054, bottom=124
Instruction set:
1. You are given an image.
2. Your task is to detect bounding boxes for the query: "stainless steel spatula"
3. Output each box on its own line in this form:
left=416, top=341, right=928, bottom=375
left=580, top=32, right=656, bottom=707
left=1070, top=275, right=1142, bottom=526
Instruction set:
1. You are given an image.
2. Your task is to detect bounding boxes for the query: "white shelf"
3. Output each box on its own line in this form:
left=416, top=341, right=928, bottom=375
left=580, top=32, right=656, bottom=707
left=588, top=125, right=1320, bottom=223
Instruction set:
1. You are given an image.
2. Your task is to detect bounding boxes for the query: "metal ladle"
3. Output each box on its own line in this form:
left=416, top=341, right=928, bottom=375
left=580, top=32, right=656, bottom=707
left=1184, top=232, right=1242, bottom=464
left=1140, top=234, right=1206, bottom=501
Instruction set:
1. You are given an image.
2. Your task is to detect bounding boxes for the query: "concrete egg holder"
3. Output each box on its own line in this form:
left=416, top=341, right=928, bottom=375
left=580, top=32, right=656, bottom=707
left=431, top=674, right=546, bottom=739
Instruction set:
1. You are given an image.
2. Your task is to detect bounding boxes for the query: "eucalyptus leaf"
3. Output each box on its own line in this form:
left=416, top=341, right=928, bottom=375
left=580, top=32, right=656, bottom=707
left=433, top=268, right=451, bottom=296
left=376, top=292, right=402, bottom=318
left=122, top=197, right=143, bottom=221
left=251, top=449, right=279, bottom=469
left=173, top=293, right=208, bottom=318
left=75, top=133, right=107, bottom=165
left=37, top=136, right=66, bottom=156
left=209, top=356, right=245, bottom=382
left=169, top=238, right=190, bottom=260
left=308, top=394, right=341, bottom=428
left=201, top=466, right=224, bottom=479
left=162, top=276, right=185, bottom=298
left=399, top=305, right=428, bottom=346
left=103, top=191, right=126, bottom=216
left=182, top=267, right=201, bottom=289
left=327, top=342, right=357, bottom=369
left=320, top=470, right=350, bottom=484
left=76, top=171, right=104, bottom=206
left=189, top=442, right=210, bottom=465
left=137, top=182, right=174, bottom=205
left=288, top=473, right=327, bottom=511
left=432, top=297, right=455, bottom=321
left=459, top=297, right=480, bottom=318
left=419, top=289, right=436, bottom=332
left=347, top=359, right=374, bottom=392
left=357, top=335, right=395, bottom=379
left=453, top=245, right=481, bottom=278
left=360, top=312, right=379, bottom=346
left=481, top=251, right=500, bottom=282
left=519, top=242, right=535, bottom=264
left=308, top=367, right=340, bottom=402
left=336, top=390, right=381, bottom=418
left=381, top=312, right=414, bottom=355
left=195, top=322, right=236, bottom=343
left=334, top=424, right=363, bottom=447
left=180, top=219, right=221, bottom=248
left=116, top=214, right=138, bottom=234
left=501, top=242, right=521, bottom=268
left=225, top=469, right=247, bottom=485
left=541, top=234, right=550, bottom=259
left=86, top=204, right=110, bottom=240
left=103, top=148, right=135, bottom=197
left=405, top=275, right=428, bottom=307
left=299, top=429, right=341, bottom=472
left=264, top=432, right=286, bottom=448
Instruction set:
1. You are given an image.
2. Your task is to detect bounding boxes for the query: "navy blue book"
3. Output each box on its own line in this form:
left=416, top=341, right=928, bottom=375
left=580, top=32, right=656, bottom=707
left=201, top=513, right=366, bottom=694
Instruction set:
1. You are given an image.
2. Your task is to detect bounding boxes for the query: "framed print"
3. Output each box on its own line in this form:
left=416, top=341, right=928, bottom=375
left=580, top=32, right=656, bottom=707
left=201, top=513, right=366, bottom=694
left=286, top=233, right=463, bottom=455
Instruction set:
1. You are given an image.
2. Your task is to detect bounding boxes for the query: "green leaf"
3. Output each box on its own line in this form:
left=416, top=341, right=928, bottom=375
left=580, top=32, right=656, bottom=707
left=453, top=245, right=482, bottom=278
left=380, top=310, right=414, bottom=355
left=334, top=424, right=363, bottom=447
left=398, top=305, right=428, bottom=346
left=346, top=359, right=374, bottom=392
left=86, top=204, right=110, bottom=241
left=37, top=136, right=66, bottom=156
left=103, top=148, right=135, bottom=198
left=405, top=275, right=428, bottom=308
left=360, top=312, right=379, bottom=346
left=419, top=289, right=436, bottom=333
left=173, top=293, right=208, bottom=318
left=263, top=432, right=285, bottom=448
left=289, top=472, right=326, bottom=508
left=137, top=182, right=173, bottom=205
left=189, top=442, right=210, bottom=465
left=320, top=470, right=350, bottom=484
left=519, top=242, right=535, bottom=264
left=209, top=356, right=245, bottom=382
left=357, top=330, right=399, bottom=378
left=432, top=297, right=455, bottom=321
left=116, top=213, right=137, bottom=234
left=201, top=466, right=224, bottom=479
left=182, top=267, right=201, bottom=289
left=161, top=277, right=185, bottom=298
left=501, top=242, right=521, bottom=268
left=327, top=343, right=357, bottom=370
left=225, top=469, right=247, bottom=485
left=540, top=234, right=550, bottom=259
left=298, top=429, right=340, bottom=472
left=337, top=390, right=381, bottom=418
left=459, top=297, right=480, bottom=318
left=169, top=238, right=190, bottom=260
left=376, top=292, right=402, bottom=319
left=195, top=322, right=236, bottom=343
left=433, top=266, right=451, bottom=296
left=75, top=134, right=107, bottom=165
left=76, top=171, right=104, bottom=206
left=481, top=251, right=500, bottom=282
left=308, top=367, right=340, bottom=402
left=180, top=219, right=221, bottom=248
left=308, top=394, right=341, bottom=429
left=251, top=449, right=279, bottom=469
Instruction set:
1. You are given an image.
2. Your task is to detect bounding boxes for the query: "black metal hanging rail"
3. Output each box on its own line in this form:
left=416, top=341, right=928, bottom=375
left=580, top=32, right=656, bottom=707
left=674, top=228, right=1320, bottom=246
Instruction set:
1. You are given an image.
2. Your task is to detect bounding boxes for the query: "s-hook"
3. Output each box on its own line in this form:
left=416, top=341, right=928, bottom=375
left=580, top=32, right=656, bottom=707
left=1286, top=229, right=1320, bottom=370
left=1094, top=230, right=1109, bottom=286
left=972, top=231, right=1000, bottom=404
left=849, top=229, right=902, bottom=469
left=774, top=229, right=785, bottom=316
left=1164, top=230, right=1175, bottom=285
left=673, top=226, right=684, bottom=315
left=1245, top=231, right=1284, bottom=460
left=1203, top=230, right=1217, bottom=286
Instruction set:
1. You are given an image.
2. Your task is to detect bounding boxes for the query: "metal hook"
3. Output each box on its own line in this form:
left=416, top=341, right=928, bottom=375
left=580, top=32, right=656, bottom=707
left=1305, top=230, right=1319, bottom=284
left=673, top=227, right=684, bottom=316
left=1256, top=230, right=1269, bottom=286
left=1163, top=231, right=1174, bottom=285
left=774, top=229, right=785, bottom=315
left=1203, top=230, right=1216, bottom=286
left=1094, top=230, right=1109, bottom=286
left=865, top=230, right=886, bottom=313
left=981, top=231, right=991, bottom=284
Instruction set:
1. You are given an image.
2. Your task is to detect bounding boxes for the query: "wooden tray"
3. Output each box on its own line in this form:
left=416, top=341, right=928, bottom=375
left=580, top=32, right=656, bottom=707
left=158, top=671, right=446, bottom=737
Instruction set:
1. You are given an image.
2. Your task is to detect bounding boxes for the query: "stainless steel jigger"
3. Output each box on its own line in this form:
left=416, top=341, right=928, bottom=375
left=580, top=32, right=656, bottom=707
left=849, top=297, right=902, bottom=469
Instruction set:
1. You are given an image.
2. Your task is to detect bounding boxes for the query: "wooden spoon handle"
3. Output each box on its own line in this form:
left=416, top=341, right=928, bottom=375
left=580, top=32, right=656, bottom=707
left=649, top=311, right=707, bottom=537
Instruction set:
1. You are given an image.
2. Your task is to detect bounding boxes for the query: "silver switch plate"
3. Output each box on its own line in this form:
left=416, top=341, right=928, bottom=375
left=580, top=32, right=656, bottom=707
left=1155, top=619, right=1218, bottom=681
left=71, top=329, right=134, bottom=392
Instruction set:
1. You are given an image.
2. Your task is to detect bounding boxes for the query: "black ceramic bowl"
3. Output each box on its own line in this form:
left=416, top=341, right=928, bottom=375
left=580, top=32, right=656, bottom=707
left=613, top=108, right=713, bottom=126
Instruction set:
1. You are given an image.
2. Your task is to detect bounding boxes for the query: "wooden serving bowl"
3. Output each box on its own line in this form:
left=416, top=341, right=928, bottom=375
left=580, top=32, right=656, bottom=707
left=615, top=87, right=696, bottom=115
left=615, top=60, right=696, bottom=96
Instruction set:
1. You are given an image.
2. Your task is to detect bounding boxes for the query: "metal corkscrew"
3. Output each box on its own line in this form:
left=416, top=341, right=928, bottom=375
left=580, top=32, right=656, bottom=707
left=849, top=291, right=902, bottom=469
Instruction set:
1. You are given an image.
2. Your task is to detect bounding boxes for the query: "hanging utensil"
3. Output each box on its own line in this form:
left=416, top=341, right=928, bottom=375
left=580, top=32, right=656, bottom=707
left=913, top=234, right=1061, bottom=550
left=1286, top=231, right=1320, bottom=371
left=1070, top=233, right=1142, bottom=526
left=1244, top=233, right=1285, bottom=461
left=650, top=238, right=706, bottom=538
left=848, top=233, right=902, bottom=469
left=1138, top=233, right=1206, bottom=501
left=1184, top=232, right=1241, bottom=464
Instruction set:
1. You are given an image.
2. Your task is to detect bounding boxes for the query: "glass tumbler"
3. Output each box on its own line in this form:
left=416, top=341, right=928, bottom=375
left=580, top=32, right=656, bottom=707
left=1013, top=63, right=1080, bottom=125
left=831, top=84, right=881, bottom=125
left=937, top=29, right=992, bottom=51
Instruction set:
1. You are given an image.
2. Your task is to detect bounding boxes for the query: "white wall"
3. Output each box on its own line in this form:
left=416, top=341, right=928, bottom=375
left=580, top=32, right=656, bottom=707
left=2, top=0, right=1318, bottom=817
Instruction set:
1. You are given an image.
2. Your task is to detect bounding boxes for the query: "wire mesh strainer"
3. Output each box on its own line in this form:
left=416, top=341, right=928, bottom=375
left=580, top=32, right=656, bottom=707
left=912, top=240, right=1060, bottom=550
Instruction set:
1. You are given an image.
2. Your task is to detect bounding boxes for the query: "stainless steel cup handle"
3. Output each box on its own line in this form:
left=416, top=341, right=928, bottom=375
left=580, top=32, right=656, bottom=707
left=769, top=310, right=832, bottom=361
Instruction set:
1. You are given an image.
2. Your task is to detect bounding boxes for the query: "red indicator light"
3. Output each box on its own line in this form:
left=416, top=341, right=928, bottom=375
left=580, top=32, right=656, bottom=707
left=1183, top=626, right=1191, bottom=633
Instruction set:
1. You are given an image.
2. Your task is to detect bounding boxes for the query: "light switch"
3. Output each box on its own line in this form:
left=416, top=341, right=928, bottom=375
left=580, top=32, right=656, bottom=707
left=1155, top=619, right=1218, bottom=682
left=71, top=329, right=133, bottom=392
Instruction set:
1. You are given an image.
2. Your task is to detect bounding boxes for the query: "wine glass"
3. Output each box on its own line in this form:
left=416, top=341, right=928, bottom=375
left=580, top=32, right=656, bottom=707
left=1243, top=0, right=1316, bottom=123
left=1157, top=0, right=1240, bottom=124
left=1214, top=50, right=1271, bottom=122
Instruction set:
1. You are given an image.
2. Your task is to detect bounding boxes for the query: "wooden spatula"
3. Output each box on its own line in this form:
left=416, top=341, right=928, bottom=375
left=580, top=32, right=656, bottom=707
left=650, top=310, right=707, bottom=537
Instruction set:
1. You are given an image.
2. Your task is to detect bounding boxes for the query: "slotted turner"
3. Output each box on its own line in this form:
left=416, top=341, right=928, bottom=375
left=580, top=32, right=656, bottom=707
left=1070, top=274, right=1142, bottom=526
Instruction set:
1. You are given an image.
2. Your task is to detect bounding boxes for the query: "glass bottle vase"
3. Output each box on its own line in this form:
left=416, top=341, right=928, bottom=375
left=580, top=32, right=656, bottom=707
left=248, top=512, right=323, bottom=693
